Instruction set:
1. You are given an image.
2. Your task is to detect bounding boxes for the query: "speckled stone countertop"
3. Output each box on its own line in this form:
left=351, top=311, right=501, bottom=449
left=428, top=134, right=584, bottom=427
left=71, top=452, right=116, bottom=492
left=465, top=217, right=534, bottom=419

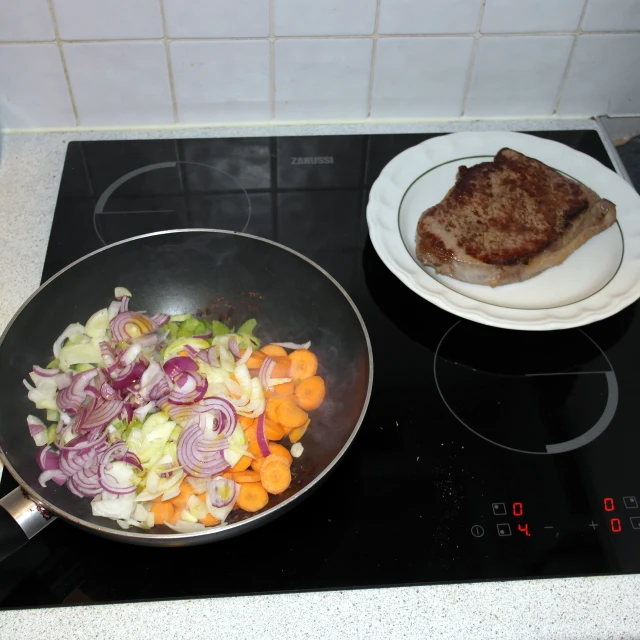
left=1, top=118, right=639, bottom=639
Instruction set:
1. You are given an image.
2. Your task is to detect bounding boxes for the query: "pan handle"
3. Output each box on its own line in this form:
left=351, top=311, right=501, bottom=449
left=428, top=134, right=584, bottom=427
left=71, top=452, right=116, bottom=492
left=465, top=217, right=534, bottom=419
left=0, top=488, right=56, bottom=562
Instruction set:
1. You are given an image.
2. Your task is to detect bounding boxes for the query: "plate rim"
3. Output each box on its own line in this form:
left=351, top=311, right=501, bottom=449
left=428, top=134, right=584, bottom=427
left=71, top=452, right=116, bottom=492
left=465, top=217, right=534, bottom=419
left=366, top=131, right=640, bottom=331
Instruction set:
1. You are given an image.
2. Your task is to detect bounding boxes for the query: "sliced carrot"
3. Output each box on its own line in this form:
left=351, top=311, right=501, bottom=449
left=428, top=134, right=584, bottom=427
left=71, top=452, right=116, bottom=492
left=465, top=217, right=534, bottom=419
left=260, top=456, right=292, bottom=495
left=221, top=471, right=234, bottom=480
left=200, top=513, right=220, bottom=526
left=239, top=415, right=255, bottom=430
left=276, top=397, right=309, bottom=429
left=272, top=356, right=292, bottom=378
left=289, top=418, right=310, bottom=444
left=261, top=344, right=288, bottom=358
left=295, top=375, right=326, bottom=411
left=264, top=418, right=285, bottom=441
left=171, top=481, right=196, bottom=510
left=267, top=442, right=293, bottom=465
left=151, top=502, right=175, bottom=525
left=236, top=482, right=269, bottom=512
left=289, top=350, right=318, bottom=383
left=248, top=438, right=263, bottom=458
left=232, top=470, right=261, bottom=483
left=266, top=396, right=287, bottom=423
left=244, top=422, right=257, bottom=443
left=242, top=349, right=266, bottom=369
left=179, top=350, right=189, bottom=357
left=273, top=380, right=295, bottom=396
left=230, top=455, right=252, bottom=472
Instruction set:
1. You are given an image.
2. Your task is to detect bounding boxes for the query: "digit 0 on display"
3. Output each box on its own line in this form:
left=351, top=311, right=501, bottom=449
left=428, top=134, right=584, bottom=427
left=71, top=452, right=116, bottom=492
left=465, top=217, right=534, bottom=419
left=604, top=497, right=615, bottom=512
left=512, top=502, right=523, bottom=516
left=611, top=518, right=622, bottom=533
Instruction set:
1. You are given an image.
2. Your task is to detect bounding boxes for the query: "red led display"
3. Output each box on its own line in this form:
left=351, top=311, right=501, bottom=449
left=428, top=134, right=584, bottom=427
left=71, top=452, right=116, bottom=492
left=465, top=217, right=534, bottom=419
left=604, top=497, right=615, bottom=512
left=517, top=523, right=531, bottom=537
left=513, top=502, right=523, bottom=517
left=611, top=518, right=622, bottom=533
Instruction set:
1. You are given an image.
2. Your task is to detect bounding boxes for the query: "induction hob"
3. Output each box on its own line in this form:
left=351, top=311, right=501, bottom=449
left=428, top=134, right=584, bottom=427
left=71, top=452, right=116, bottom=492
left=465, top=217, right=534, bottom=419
left=2, top=130, right=640, bottom=609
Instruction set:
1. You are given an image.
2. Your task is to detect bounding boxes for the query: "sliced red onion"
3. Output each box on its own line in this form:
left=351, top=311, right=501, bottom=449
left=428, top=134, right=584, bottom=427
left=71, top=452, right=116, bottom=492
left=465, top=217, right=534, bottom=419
left=150, top=313, right=170, bottom=329
left=98, top=442, right=137, bottom=494
left=167, top=371, right=207, bottom=405
left=255, top=413, right=271, bottom=457
left=163, top=356, right=198, bottom=378
left=99, top=341, right=117, bottom=367
left=193, top=397, right=237, bottom=436
left=122, top=403, right=134, bottom=423
left=272, top=341, right=311, bottom=350
left=101, top=381, right=117, bottom=400
left=183, top=344, right=199, bottom=358
left=39, top=469, right=68, bottom=488
left=55, top=372, right=73, bottom=389
left=119, top=296, right=129, bottom=313
left=56, top=368, right=97, bottom=414
left=237, top=345, right=252, bottom=366
left=193, top=330, right=213, bottom=339
left=139, top=361, right=171, bottom=401
left=133, top=333, right=158, bottom=349
left=110, top=312, right=154, bottom=343
left=207, top=476, right=239, bottom=508
left=68, top=466, right=102, bottom=496
left=37, top=445, right=60, bottom=471
left=196, top=346, right=219, bottom=367
left=123, top=451, right=143, bottom=470
left=120, top=342, right=142, bottom=366
left=81, top=399, right=124, bottom=431
left=111, top=361, right=146, bottom=390
left=53, top=323, right=84, bottom=358
left=228, top=337, right=241, bottom=358
left=28, top=415, right=46, bottom=438
left=177, top=424, right=230, bottom=478
left=133, top=401, right=155, bottom=423
left=85, top=385, right=100, bottom=398
left=258, top=356, right=276, bottom=391
left=33, top=365, right=59, bottom=378
left=114, top=286, right=132, bottom=300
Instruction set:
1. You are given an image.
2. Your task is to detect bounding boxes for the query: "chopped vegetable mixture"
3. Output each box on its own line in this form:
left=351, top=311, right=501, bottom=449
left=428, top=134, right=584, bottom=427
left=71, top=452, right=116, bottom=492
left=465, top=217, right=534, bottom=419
left=24, top=287, right=326, bottom=532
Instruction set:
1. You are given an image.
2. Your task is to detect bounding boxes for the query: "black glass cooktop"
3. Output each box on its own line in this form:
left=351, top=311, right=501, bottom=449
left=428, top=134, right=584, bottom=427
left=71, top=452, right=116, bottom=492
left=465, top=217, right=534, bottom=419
left=3, top=130, right=640, bottom=609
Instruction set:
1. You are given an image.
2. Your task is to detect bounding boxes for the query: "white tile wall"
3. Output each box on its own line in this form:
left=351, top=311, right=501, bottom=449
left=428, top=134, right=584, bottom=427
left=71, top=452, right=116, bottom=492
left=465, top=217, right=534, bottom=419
left=63, top=42, right=174, bottom=126
left=378, top=0, right=483, bottom=34
left=372, top=37, right=474, bottom=118
left=481, top=0, right=585, bottom=33
left=582, top=0, right=640, bottom=32
left=557, top=34, right=640, bottom=116
left=171, top=41, right=270, bottom=123
left=275, top=38, right=373, bottom=120
left=274, top=0, right=377, bottom=36
left=466, top=36, right=574, bottom=117
left=163, top=0, right=270, bottom=38
left=0, top=0, right=639, bottom=129
left=51, top=0, right=163, bottom=40
left=0, top=0, right=54, bottom=42
left=0, top=44, right=75, bottom=127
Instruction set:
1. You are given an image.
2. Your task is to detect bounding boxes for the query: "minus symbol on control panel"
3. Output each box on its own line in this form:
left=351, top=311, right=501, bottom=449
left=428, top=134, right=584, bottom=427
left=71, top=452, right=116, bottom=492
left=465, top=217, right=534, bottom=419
left=544, top=526, right=554, bottom=529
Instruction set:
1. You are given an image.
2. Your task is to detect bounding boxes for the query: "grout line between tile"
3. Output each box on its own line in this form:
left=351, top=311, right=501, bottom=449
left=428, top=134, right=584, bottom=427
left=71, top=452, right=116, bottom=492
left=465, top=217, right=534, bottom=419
left=366, top=0, right=382, bottom=118
left=45, top=0, right=79, bottom=126
left=269, top=0, right=275, bottom=120
left=552, top=0, right=590, bottom=115
left=159, top=0, right=179, bottom=124
left=461, top=0, right=487, bottom=116
left=1, top=29, right=639, bottom=47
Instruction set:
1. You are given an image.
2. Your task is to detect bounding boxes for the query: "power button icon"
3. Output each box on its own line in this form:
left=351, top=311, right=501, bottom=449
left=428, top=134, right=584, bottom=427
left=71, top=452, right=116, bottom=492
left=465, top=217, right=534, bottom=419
left=471, top=525, right=485, bottom=538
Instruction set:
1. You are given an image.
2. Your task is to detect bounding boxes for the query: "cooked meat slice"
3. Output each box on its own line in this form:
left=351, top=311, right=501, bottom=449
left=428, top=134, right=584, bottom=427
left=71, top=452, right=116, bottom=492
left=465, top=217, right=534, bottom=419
left=415, top=148, right=616, bottom=287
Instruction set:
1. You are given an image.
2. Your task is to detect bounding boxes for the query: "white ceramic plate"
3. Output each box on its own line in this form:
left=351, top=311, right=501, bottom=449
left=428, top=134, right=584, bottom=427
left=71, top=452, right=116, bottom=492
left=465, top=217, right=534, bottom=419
left=366, top=131, right=640, bottom=331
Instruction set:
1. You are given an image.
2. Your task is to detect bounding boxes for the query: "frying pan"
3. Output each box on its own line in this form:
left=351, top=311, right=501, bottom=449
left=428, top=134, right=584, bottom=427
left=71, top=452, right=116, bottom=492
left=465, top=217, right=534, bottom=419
left=0, top=230, right=372, bottom=561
